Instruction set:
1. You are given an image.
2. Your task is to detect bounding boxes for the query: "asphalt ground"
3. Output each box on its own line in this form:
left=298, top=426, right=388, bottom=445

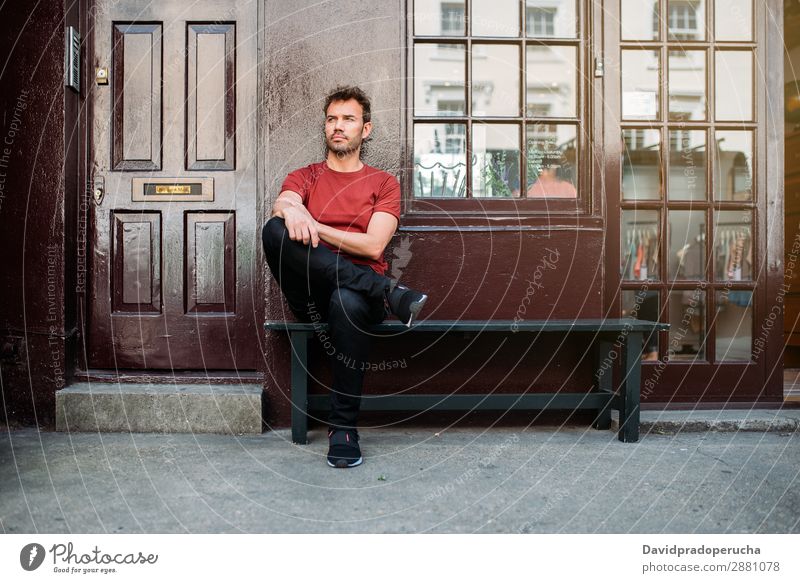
left=1, top=424, right=798, bottom=534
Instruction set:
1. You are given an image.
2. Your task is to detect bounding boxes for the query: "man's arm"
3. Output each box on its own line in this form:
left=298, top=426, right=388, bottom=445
left=317, top=212, right=398, bottom=262
left=271, top=190, right=397, bottom=260
left=271, top=190, right=321, bottom=247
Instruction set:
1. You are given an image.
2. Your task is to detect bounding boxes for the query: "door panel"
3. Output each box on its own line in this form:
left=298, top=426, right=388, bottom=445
left=187, top=23, right=236, bottom=170
left=89, top=0, right=259, bottom=370
left=185, top=212, right=236, bottom=314
left=112, top=212, right=161, bottom=313
left=111, top=23, right=162, bottom=170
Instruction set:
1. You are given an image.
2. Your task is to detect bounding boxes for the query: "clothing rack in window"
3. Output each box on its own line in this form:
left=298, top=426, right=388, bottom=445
left=622, top=220, right=659, bottom=281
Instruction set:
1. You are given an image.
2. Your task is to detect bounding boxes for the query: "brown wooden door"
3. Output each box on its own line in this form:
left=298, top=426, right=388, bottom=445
left=87, top=0, right=260, bottom=369
left=783, top=11, right=800, bottom=364
left=603, top=0, right=782, bottom=400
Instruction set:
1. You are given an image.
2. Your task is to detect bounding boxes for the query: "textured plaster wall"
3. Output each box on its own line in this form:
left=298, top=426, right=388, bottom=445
left=260, top=0, right=404, bottom=425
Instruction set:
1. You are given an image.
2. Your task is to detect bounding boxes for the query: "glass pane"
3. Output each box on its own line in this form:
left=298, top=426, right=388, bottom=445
left=526, top=45, right=577, bottom=118
left=621, top=0, right=659, bottom=40
left=525, top=124, right=577, bottom=198
left=414, top=44, right=466, bottom=116
left=715, top=290, right=752, bottom=361
left=525, top=0, right=576, bottom=38
left=472, top=124, right=521, bottom=197
left=668, top=210, right=706, bottom=280
left=668, top=288, right=706, bottom=361
left=668, top=50, right=706, bottom=121
left=668, top=0, right=706, bottom=41
left=622, top=50, right=660, bottom=120
left=714, top=210, right=753, bottom=281
left=473, top=0, right=519, bottom=37
left=714, top=130, right=753, bottom=200
left=415, top=0, right=465, bottom=36
left=715, top=50, right=753, bottom=121
left=472, top=44, right=520, bottom=117
left=715, top=0, right=752, bottom=41
left=413, top=123, right=467, bottom=197
left=622, top=129, right=661, bottom=201
left=621, top=210, right=660, bottom=280
left=622, top=290, right=661, bottom=360
left=668, top=130, right=707, bottom=200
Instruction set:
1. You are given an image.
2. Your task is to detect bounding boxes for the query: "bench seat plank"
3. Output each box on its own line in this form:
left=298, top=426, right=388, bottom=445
left=266, top=318, right=669, bottom=333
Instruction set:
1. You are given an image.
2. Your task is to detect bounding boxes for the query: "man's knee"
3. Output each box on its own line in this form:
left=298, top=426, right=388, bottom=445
left=329, top=288, right=370, bottom=323
left=262, top=216, right=287, bottom=252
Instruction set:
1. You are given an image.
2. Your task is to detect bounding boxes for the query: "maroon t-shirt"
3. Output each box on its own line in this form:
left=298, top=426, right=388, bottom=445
left=280, top=161, right=401, bottom=274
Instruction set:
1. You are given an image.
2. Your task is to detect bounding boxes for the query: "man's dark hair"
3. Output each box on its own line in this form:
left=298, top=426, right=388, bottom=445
left=323, top=85, right=371, bottom=123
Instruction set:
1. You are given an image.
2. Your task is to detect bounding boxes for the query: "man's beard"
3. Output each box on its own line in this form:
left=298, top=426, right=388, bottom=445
left=325, top=132, right=363, bottom=159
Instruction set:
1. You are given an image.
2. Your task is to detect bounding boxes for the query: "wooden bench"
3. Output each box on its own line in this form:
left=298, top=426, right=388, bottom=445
left=264, top=319, right=669, bottom=444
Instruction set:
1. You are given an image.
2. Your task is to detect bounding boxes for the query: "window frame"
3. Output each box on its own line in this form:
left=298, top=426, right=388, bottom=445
left=404, top=0, right=595, bottom=219
left=612, top=0, right=762, bottom=366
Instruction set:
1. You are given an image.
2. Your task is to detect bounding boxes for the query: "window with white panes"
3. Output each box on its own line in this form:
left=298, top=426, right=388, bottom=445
left=619, top=0, right=757, bottom=363
left=412, top=0, right=583, bottom=203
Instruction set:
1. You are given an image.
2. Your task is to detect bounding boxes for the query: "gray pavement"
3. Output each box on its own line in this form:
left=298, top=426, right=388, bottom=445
left=1, top=424, right=798, bottom=533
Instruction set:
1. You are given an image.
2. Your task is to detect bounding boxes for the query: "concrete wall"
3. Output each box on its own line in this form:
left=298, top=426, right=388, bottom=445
left=261, top=0, right=405, bottom=425
left=262, top=0, right=403, bottom=190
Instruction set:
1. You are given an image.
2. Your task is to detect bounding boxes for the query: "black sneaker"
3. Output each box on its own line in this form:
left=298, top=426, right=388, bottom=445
left=387, top=283, right=428, bottom=327
left=327, top=429, right=363, bottom=468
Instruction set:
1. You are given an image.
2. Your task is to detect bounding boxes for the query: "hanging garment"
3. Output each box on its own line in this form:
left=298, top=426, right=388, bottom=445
left=629, top=238, right=637, bottom=279
left=634, top=243, right=644, bottom=279
left=649, top=233, right=659, bottom=275
left=727, top=232, right=746, bottom=280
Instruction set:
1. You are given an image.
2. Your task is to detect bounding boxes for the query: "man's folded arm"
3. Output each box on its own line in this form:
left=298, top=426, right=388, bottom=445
left=316, top=211, right=398, bottom=262
left=271, top=190, right=397, bottom=260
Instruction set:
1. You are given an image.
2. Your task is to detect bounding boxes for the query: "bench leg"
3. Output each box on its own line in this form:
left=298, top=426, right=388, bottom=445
left=290, top=331, right=310, bottom=444
left=593, top=339, right=613, bottom=430
left=618, top=332, right=643, bottom=443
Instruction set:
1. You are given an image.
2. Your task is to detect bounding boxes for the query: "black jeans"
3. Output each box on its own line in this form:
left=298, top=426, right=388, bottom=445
left=262, top=216, right=389, bottom=430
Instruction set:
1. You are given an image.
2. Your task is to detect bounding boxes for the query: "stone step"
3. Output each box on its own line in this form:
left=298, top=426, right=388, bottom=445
left=612, top=408, right=800, bottom=434
left=56, top=383, right=263, bottom=435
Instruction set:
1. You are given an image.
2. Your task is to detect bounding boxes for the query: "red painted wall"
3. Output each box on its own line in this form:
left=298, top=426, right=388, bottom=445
left=0, top=1, right=77, bottom=428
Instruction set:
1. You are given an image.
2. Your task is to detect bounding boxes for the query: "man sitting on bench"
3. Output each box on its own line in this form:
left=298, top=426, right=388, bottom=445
left=262, top=86, right=427, bottom=469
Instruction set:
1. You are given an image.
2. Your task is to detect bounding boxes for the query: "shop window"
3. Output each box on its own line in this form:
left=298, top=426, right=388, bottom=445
left=618, top=0, right=756, bottom=363
left=412, top=0, right=583, bottom=206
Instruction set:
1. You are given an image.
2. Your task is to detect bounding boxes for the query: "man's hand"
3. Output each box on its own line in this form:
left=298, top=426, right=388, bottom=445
left=272, top=191, right=320, bottom=247
left=282, top=204, right=320, bottom=247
